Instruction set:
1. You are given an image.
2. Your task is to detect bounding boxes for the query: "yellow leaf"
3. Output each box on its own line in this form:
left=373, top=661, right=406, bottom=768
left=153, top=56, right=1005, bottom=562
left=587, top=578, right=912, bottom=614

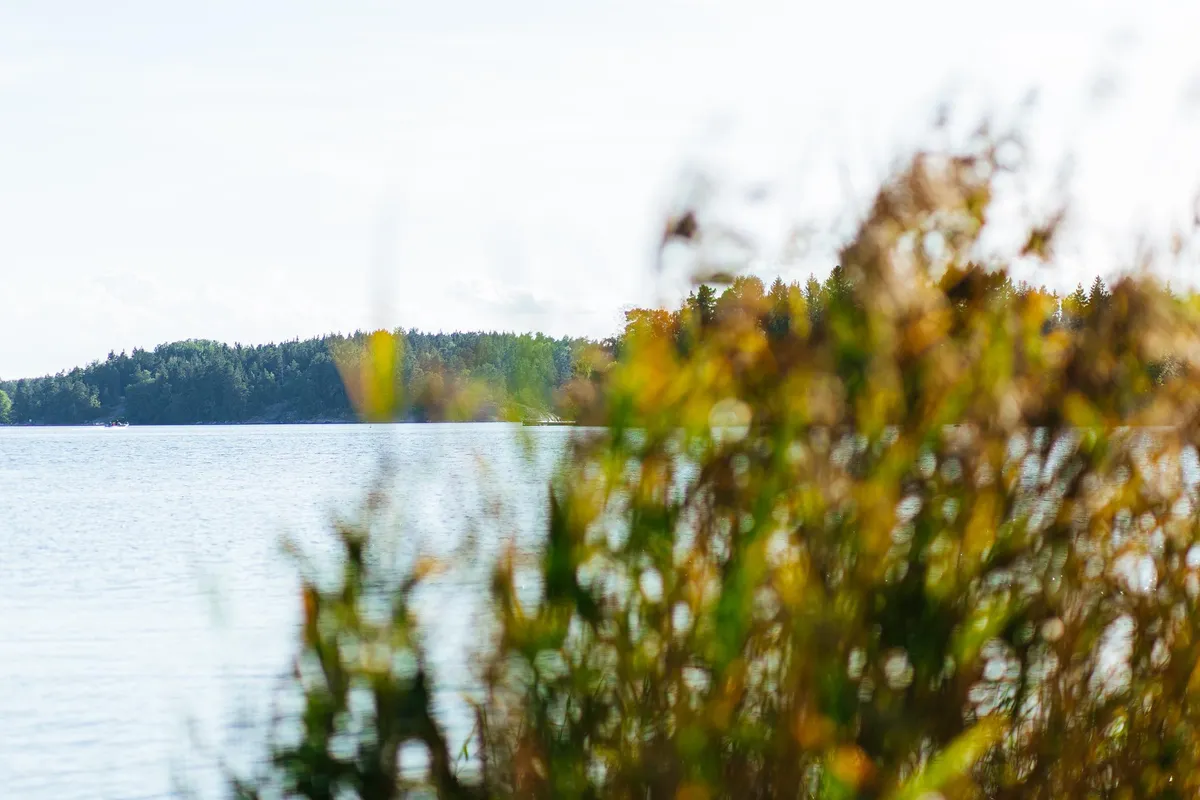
left=888, top=717, right=1005, bottom=800
left=676, top=783, right=709, bottom=800
left=830, top=745, right=874, bottom=789
left=335, top=330, right=401, bottom=422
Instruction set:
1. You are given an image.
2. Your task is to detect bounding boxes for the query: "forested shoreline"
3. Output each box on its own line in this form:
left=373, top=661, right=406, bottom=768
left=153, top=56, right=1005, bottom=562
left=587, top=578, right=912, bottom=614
left=0, top=331, right=589, bottom=426
left=0, top=271, right=1153, bottom=426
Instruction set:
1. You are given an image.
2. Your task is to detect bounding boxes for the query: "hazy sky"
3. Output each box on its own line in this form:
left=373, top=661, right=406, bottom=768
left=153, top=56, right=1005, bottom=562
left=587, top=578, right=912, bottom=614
left=4, top=0, right=1200, bottom=377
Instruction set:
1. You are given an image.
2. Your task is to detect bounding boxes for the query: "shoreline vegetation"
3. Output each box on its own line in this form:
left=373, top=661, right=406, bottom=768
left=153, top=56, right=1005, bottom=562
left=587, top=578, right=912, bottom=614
left=0, top=274, right=1169, bottom=429
left=231, top=144, right=1200, bottom=798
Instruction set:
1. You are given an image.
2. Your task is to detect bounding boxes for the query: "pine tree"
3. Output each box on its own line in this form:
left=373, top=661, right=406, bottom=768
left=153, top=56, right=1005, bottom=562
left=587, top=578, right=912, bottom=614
left=1064, top=283, right=1088, bottom=330
left=1088, top=275, right=1109, bottom=311
left=765, top=277, right=790, bottom=338
left=690, top=284, right=718, bottom=328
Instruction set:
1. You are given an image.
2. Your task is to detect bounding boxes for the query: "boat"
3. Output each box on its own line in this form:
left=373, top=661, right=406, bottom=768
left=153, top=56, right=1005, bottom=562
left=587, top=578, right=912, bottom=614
left=105, top=419, right=129, bottom=428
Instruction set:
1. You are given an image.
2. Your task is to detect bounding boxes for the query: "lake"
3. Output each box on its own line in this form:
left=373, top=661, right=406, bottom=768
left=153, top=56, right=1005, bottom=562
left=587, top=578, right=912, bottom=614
left=0, top=423, right=574, bottom=799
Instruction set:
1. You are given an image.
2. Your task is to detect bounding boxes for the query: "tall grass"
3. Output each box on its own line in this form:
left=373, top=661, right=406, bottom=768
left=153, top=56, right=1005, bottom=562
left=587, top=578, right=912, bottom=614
left=235, top=134, right=1200, bottom=798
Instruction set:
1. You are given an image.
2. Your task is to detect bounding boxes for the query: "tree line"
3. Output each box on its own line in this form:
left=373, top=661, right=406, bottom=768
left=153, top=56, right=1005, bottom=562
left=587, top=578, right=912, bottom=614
left=618, top=269, right=1122, bottom=353
left=0, top=271, right=1155, bottom=426
left=0, top=331, right=588, bottom=425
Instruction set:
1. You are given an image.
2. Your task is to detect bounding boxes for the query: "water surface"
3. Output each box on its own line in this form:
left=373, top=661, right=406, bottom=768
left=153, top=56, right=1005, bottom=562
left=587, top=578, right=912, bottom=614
left=0, top=423, right=571, bottom=799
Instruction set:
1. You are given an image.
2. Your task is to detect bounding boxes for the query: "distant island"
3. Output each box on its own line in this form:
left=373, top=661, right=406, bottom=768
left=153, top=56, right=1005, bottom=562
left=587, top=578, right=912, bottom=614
left=0, top=331, right=594, bottom=426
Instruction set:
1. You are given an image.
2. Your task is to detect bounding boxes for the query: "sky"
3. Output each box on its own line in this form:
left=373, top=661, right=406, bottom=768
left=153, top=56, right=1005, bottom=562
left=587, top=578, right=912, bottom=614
left=4, top=0, right=1200, bottom=377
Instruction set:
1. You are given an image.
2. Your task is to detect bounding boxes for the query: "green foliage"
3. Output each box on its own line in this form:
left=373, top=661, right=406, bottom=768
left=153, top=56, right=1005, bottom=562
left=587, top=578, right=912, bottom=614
left=0, top=332, right=587, bottom=425
left=242, top=140, right=1200, bottom=799
left=0, top=387, right=11, bottom=423
left=230, top=498, right=474, bottom=800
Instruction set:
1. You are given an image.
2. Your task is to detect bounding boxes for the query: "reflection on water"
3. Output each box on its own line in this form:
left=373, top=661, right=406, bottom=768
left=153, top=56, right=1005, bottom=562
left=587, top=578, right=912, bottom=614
left=0, top=423, right=572, bottom=799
